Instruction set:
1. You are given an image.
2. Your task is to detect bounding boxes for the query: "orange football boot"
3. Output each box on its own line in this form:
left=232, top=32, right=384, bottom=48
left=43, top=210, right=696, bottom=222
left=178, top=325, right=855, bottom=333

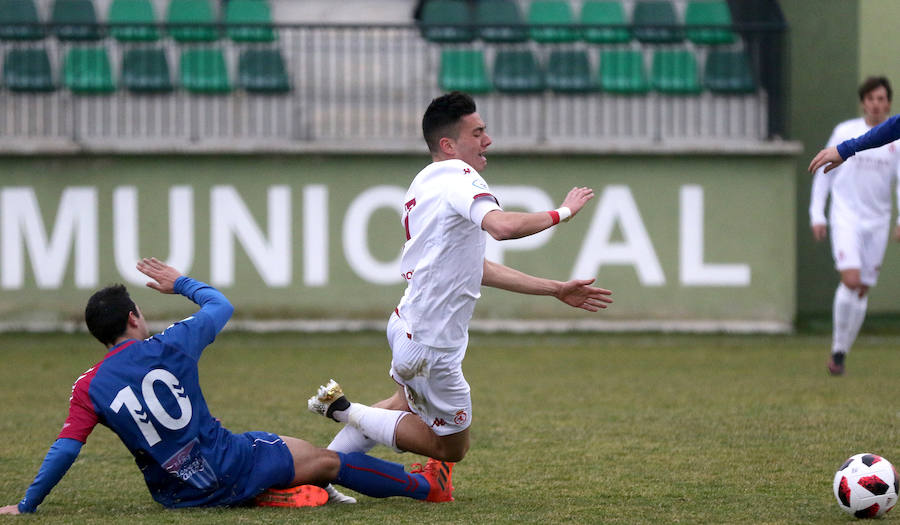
left=254, top=484, right=329, bottom=508
left=411, top=458, right=455, bottom=502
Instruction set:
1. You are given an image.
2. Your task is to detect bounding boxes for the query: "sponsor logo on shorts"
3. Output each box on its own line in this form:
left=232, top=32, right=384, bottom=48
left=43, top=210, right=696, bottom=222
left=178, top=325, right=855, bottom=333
left=431, top=418, right=447, bottom=428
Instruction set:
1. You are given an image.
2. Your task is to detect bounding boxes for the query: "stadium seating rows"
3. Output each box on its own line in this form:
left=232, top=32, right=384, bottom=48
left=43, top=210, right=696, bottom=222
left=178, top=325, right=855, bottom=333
left=0, top=0, right=748, bottom=97
left=441, top=47, right=756, bottom=95
left=0, top=0, right=278, bottom=43
left=420, top=0, right=736, bottom=45
left=3, top=45, right=290, bottom=93
left=427, top=0, right=751, bottom=96
left=0, top=0, right=289, bottom=93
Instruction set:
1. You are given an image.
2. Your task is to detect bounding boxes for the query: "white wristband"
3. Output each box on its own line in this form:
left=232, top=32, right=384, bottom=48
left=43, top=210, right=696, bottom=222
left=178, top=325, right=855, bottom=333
left=556, top=206, right=572, bottom=223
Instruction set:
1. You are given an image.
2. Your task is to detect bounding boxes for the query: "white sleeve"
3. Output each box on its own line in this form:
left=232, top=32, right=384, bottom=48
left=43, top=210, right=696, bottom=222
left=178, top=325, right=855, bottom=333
left=469, top=196, right=502, bottom=226
left=809, top=127, right=842, bottom=225
left=446, top=169, right=500, bottom=225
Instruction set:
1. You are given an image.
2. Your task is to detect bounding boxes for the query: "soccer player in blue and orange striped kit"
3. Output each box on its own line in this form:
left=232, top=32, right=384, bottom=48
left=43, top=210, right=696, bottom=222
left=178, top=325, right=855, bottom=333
left=0, top=257, right=450, bottom=515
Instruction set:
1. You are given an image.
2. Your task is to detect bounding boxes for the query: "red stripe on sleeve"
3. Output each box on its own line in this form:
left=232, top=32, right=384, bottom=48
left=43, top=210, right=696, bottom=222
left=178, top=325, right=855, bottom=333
left=472, top=193, right=499, bottom=205
left=58, top=341, right=134, bottom=442
left=58, top=365, right=100, bottom=443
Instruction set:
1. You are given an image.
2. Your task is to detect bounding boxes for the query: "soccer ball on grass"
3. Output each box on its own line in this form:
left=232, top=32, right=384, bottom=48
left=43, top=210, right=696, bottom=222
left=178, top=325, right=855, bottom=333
left=833, top=453, right=898, bottom=518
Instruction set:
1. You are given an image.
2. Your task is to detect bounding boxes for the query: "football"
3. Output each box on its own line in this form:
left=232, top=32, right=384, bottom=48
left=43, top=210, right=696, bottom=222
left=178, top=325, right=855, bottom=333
left=833, top=453, right=899, bottom=518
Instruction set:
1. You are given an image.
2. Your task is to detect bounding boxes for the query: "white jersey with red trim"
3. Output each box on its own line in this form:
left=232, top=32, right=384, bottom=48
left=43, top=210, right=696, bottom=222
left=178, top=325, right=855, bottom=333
left=396, top=159, right=501, bottom=348
left=810, top=117, right=900, bottom=229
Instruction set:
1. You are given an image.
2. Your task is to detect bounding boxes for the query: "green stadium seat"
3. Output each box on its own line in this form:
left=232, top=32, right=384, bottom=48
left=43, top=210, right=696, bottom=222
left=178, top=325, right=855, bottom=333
left=109, top=0, right=159, bottom=42
left=475, top=0, right=527, bottom=43
left=52, top=0, right=102, bottom=41
left=225, top=0, right=276, bottom=43
left=545, top=50, right=594, bottom=93
left=704, top=50, right=756, bottom=93
left=439, top=49, right=491, bottom=94
left=0, top=0, right=45, bottom=40
left=685, top=0, right=736, bottom=45
left=3, top=48, right=55, bottom=91
left=633, top=1, right=683, bottom=43
left=599, top=50, right=648, bottom=94
left=63, top=46, right=116, bottom=93
left=492, top=49, right=543, bottom=93
left=419, top=0, right=475, bottom=43
left=167, top=0, right=218, bottom=42
left=529, top=0, right=579, bottom=43
left=651, top=49, right=700, bottom=94
left=238, top=48, right=290, bottom=92
left=121, top=47, right=173, bottom=92
left=180, top=47, right=231, bottom=93
left=580, top=1, right=630, bottom=44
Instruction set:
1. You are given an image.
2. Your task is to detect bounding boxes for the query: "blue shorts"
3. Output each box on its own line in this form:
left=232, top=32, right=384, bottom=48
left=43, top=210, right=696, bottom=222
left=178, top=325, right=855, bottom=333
left=229, top=431, right=296, bottom=503
left=161, top=431, right=295, bottom=508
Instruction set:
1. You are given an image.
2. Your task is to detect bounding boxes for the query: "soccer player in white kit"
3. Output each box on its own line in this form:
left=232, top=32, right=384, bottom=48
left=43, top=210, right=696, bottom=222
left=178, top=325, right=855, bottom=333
left=809, top=77, right=900, bottom=375
left=308, top=92, right=614, bottom=502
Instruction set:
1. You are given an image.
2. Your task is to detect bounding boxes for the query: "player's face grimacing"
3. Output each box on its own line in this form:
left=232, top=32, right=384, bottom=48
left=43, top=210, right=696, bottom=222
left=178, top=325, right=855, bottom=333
left=452, top=112, right=491, bottom=172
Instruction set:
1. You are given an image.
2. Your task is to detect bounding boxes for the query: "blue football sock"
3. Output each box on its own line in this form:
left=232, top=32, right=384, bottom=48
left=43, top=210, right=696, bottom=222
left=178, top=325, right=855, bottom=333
left=335, top=452, right=429, bottom=500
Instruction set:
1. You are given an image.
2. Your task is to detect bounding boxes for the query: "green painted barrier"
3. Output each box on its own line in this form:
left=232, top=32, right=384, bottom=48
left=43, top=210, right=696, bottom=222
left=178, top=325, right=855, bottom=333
left=0, top=155, right=796, bottom=330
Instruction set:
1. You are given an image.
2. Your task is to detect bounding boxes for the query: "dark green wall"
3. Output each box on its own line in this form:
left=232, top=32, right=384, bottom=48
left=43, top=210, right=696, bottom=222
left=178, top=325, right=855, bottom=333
left=781, top=0, right=861, bottom=316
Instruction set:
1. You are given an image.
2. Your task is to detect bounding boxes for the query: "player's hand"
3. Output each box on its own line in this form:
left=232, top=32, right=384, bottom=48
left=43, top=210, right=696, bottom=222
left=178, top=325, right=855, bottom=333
left=808, top=146, right=844, bottom=173
left=0, top=505, right=21, bottom=514
left=555, top=278, right=612, bottom=312
left=560, top=186, right=594, bottom=219
left=811, top=224, right=827, bottom=242
left=136, top=257, right=182, bottom=294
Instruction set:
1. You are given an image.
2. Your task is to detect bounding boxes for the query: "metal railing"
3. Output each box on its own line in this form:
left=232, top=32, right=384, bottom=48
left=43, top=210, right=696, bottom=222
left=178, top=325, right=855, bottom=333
left=0, top=19, right=787, bottom=153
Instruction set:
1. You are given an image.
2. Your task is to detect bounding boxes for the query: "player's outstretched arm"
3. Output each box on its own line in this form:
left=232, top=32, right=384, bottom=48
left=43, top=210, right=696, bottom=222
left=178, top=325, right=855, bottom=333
left=811, top=114, right=900, bottom=174
left=808, top=146, right=844, bottom=174
left=136, top=257, right=182, bottom=294
left=558, top=186, right=595, bottom=217
left=554, top=278, right=614, bottom=312
left=136, top=257, right=233, bottom=351
left=3, top=438, right=83, bottom=515
left=481, top=260, right=612, bottom=311
left=481, top=186, right=594, bottom=240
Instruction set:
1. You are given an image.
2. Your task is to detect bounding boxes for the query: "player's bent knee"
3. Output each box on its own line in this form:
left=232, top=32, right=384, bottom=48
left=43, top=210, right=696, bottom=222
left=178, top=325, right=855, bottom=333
left=841, top=273, right=863, bottom=290
left=843, top=279, right=862, bottom=290
left=292, top=449, right=340, bottom=486
left=441, top=449, right=467, bottom=463
left=433, top=434, right=469, bottom=463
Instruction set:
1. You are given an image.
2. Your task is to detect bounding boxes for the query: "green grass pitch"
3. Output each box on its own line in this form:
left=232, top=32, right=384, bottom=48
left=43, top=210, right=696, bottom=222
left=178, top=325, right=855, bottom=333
left=2, top=331, right=899, bottom=524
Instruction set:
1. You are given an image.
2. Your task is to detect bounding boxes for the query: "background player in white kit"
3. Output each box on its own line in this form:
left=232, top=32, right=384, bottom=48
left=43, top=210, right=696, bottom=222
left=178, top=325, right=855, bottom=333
left=309, top=91, right=614, bottom=502
left=809, top=76, right=900, bottom=376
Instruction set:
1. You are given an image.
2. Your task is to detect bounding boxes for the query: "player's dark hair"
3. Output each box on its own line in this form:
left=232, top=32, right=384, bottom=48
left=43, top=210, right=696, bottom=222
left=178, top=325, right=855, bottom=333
left=859, top=76, right=892, bottom=102
left=85, top=284, right=138, bottom=346
left=422, top=91, right=477, bottom=153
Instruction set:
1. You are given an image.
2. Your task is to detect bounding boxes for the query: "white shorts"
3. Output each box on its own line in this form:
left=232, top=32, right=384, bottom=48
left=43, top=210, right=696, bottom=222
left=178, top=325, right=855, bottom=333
left=830, top=220, right=890, bottom=286
left=386, top=312, right=471, bottom=436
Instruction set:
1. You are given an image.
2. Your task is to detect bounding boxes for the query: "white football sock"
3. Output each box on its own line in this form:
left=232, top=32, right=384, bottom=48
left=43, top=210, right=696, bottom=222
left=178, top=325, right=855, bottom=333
left=327, top=424, right=377, bottom=454
left=832, top=282, right=868, bottom=354
left=331, top=403, right=406, bottom=452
